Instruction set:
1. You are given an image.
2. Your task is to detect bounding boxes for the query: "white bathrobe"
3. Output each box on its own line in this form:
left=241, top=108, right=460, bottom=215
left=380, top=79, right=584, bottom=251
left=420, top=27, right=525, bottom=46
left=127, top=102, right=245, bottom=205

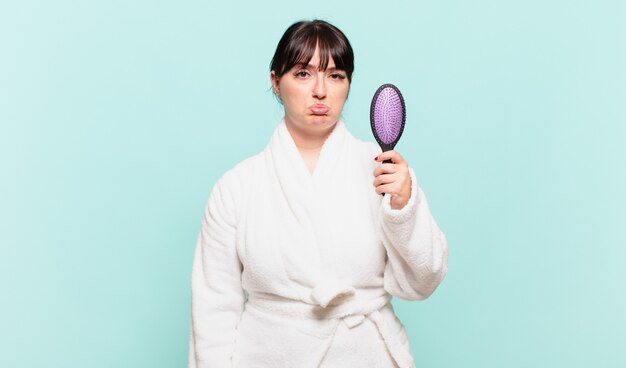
left=188, top=118, right=448, bottom=368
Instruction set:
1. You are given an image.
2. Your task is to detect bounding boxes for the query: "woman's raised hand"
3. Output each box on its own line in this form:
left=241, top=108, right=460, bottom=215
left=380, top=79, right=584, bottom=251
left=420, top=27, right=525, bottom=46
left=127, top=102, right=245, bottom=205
left=373, top=150, right=412, bottom=210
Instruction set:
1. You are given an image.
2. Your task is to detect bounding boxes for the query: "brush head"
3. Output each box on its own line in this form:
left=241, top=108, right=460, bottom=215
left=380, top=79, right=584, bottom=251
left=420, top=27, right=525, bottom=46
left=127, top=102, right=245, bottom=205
left=370, top=83, right=406, bottom=152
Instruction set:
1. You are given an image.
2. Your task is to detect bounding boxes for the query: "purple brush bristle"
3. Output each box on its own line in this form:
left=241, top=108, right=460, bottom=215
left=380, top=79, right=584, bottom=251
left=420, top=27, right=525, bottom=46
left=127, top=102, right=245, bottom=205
left=370, top=83, right=406, bottom=156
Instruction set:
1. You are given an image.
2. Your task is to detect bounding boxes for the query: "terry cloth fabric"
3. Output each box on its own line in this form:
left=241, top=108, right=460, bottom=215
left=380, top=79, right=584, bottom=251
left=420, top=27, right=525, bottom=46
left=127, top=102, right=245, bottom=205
left=188, top=119, right=448, bottom=368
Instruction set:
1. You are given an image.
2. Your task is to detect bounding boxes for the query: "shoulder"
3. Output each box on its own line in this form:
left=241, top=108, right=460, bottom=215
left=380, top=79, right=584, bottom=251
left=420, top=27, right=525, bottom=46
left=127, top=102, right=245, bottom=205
left=212, top=151, right=264, bottom=196
left=362, top=139, right=382, bottom=157
left=342, top=123, right=382, bottom=156
left=344, top=130, right=382, bottom=172
left=202, top=151, right=264, bottom=224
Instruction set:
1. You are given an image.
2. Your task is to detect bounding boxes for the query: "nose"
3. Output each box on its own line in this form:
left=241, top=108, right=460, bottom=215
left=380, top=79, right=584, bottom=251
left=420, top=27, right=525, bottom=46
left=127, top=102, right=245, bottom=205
left=312, top=74, right=327, bottom=100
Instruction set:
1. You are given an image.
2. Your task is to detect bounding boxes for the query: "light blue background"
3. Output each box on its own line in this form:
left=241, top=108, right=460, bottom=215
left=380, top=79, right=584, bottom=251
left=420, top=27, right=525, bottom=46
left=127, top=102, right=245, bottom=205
left=2, top=1, right=625, bottom=367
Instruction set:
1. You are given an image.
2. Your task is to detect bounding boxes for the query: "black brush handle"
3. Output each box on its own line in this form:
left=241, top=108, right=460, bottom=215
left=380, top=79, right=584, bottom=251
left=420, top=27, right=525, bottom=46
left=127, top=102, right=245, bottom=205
left=381, top=158, right=392, bottom=195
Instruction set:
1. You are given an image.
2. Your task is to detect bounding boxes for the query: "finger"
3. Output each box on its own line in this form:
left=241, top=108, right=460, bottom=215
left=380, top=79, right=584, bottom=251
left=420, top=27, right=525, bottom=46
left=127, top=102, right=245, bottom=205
left=376, top=150, right=406, bottom=164
left=372, top=173, right=396, bottom=187
left=374, top=182, right=400, bottom=196
left=373, top=163, right=398, bottom=177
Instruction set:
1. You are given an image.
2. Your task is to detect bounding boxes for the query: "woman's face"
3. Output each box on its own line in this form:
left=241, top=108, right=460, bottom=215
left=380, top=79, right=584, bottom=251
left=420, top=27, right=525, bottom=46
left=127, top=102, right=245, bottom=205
left=271, top=47, right=350, bottom=137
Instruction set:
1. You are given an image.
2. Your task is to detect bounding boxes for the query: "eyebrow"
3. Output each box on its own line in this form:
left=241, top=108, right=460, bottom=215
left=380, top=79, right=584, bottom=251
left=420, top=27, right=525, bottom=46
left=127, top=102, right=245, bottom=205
left=298, top=63, right=342, bottom=71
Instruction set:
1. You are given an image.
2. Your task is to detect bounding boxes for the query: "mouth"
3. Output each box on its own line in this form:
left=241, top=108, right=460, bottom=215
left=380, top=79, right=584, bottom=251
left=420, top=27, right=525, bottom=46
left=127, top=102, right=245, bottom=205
left=309, top=104, right=330, bottom=115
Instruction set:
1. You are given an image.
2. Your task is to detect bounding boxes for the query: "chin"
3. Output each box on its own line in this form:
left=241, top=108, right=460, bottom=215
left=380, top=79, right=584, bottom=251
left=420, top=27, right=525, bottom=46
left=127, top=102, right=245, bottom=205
left=309, top=115, right=338, bottom=126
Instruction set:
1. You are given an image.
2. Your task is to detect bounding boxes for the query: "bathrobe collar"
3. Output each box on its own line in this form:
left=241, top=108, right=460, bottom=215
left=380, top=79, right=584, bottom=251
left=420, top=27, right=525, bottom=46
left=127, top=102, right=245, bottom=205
left=271, top=117, right=348, bottom=177
left=267, top=118, right=349, bottom=204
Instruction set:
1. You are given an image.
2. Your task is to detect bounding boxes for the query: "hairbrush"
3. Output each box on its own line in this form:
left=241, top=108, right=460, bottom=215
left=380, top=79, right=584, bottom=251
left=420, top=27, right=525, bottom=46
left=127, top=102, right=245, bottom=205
left=370, top=83, right=406, bottom=164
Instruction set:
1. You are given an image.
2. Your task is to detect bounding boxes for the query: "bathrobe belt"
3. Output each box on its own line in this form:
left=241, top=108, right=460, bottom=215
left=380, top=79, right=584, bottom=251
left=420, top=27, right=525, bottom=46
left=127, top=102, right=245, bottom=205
left=246, top=283, right=414, bottom=368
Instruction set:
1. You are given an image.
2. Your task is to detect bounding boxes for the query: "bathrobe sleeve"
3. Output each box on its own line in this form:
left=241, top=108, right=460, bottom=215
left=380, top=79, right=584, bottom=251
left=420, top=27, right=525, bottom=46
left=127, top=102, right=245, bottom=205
left=379, top=167, right=449, bottom=300
left=189, top=172, right=244, bottom=368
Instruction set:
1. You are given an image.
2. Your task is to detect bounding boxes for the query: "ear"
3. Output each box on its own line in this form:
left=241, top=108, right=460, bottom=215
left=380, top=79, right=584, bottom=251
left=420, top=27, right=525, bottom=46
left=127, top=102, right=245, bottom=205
left=270, top=71, right=280, bottom=95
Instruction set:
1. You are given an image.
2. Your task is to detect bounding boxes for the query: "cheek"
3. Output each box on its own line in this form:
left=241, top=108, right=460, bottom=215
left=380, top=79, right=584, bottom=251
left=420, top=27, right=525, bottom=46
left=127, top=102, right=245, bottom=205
left=280, top=85, right=307, bottom=106
left=282, top=95, right=304, bottom=113
left=332, top=85, right=350, bottom=107
left=337, top=82, right=350, bottom=96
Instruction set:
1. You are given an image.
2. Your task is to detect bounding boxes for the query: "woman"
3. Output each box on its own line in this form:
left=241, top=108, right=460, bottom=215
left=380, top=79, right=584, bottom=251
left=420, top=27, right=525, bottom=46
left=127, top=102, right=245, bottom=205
left=188, top=20, right=448, bottom=368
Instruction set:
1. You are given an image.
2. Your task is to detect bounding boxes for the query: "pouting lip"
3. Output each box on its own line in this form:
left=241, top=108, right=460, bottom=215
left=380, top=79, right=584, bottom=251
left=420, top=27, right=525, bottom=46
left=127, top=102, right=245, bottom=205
left=309, top=104, right=330, bottom=115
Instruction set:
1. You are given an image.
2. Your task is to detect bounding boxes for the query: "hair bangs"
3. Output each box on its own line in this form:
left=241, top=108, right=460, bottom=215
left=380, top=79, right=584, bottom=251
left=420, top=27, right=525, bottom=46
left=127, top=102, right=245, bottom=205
left=271, top=20, right=354, bottom=81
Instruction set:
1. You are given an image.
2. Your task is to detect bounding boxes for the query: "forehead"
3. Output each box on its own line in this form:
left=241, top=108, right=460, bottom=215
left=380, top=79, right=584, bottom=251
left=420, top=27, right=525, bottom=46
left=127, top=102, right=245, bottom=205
left=297, top=47, right=337, bottom=69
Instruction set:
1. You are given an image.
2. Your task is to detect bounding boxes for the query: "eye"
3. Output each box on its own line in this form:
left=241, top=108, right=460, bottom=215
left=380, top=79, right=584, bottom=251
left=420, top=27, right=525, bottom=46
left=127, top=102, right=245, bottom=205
left=330, top=72, right=347, bottom=80
left=295, top=70, right=310, bottom=78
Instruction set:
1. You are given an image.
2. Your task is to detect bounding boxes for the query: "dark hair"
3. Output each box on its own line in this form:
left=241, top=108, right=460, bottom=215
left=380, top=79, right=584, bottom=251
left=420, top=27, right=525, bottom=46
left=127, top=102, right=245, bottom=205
left=270, top=20, right=354, bottom=82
